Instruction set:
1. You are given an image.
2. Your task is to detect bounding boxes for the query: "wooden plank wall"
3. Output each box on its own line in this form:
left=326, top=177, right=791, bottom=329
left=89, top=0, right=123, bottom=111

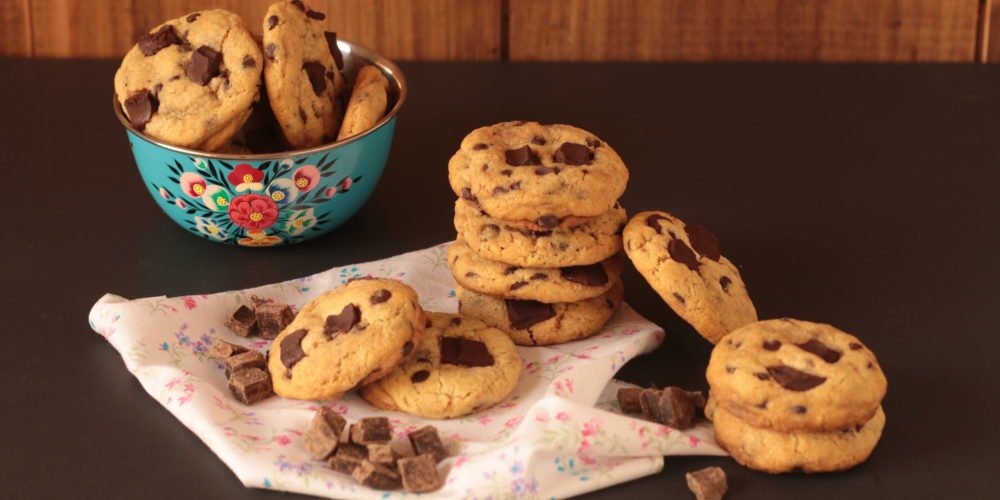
left=1, top=0, right=997, bottom=62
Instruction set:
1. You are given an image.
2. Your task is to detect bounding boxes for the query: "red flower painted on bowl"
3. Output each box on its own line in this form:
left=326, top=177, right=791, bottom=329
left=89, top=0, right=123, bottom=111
left=228, top=194, right=279, bottom=230
left=180, top=172, right=207, bottom=197
left=293, top=165, right=320, bottom=192
left=228, top=164, right=265, bottom=192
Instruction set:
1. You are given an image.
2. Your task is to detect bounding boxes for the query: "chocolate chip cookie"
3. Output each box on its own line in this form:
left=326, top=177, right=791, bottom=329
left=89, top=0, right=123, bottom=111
left=337, top=65, right=389, bottom=140
left=712, top=404, right=886, bottom=473
left=360, top=312, right=522, bottom=419
left=456, top=282, right=623, bottom=346
left=448, top=239, right=623, bottom=303
left=623, top=211, right=757, bottom=344
left=706, top=318, right=888, bottom=432
left=114, top=9, right=263, bottom=150
left=454, top=199, right=626, bottom=268
left=262, top=0, right=345, bottom=148
left=267, top=278, right=426, bottom=400
left=448, top=121, right=629, bottom=221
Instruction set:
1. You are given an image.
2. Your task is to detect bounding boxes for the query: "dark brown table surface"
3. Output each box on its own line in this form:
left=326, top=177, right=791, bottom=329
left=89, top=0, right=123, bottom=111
left=1, top=59, right=997, bottom=498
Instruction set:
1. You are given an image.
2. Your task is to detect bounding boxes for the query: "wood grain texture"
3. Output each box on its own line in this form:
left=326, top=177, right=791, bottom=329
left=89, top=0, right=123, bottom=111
left=508, top=0, right=982, bottom=62
left=27, top=0, right=501, bottom=59
left=0, top=0, right=32, bottom=56
left=985, top=0, right=1000, bottom=61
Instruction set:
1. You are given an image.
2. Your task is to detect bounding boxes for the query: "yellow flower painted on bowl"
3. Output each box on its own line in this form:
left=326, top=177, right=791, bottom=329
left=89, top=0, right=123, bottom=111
left=237, top=229, right=282, bottom=247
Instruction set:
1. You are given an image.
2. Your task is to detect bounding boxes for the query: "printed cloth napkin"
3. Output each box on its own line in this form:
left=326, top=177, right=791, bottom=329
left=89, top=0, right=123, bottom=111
left=88, top=242, right=725, bottom=499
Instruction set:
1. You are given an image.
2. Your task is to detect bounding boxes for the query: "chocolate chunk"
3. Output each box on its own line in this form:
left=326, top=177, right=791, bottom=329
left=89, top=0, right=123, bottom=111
left=329, top=442, right=368, bottom=474
left=403, top=340, right=414, bottom=356
left=586, top=137, right=602, bottom=148
left=187, top=12, right=200, bottom=22
left=465, top=272, right=477, bottom=278
left=408, top=425, right=448, bottom=463
left=505, top=299, right=555, bottom=329
left=267, top=15, right=279, bottom=30
left=505, top=146, right=541, bottom=166
left=500, top=168, right=512, bottom=176
left=653, top=387, right=705, bottom=428
left=473, top=143, right=488, bottom=150
left=323, top=32, right=343, bottom=69
left=534, top=166, right=559, bottom=175
left=279, top=329, right=308, bottom=369
left=228, top=368, right=273, bottom=404
left=645, top=213, right=669, bottom=233
left=685, top=466, right=727, bottom=500
left=766, top=365, right=827, bottom=391
left=306, top=10, right=326, bottom=20
left=791, top=405, right=808, bottom=414
left=410, top=370, right=430, bottom=383
left=617, top=387, right=643, bottom=413
left=849, top=342, right=864, bottom=350
left=673, top=292, right=686, bottom=305
left=460, top=187, right=478, bottom=204
left=553, top=142, right=593, bottom=165
left=291, top=0, right=305, bottom=10
left=242, top=54, right=256, bottom=68
left=719, top=276, right=732, bottom=292
left=298, top=107, right=307, bottom=122
left=367, top=289, right=392, bottom=306
left=530, top=273, right=547, bottom=280
left=138, top=25, right=181, bottom=56
left=186, top=45, right=222, bottom=85
left=725, top=366, right=736, bottom=374
left=797, top=339, right=843, bottom=364
left=560, top=263, right=609, bottom=286
left=265, top=43, right=277, bottom=62
left=450, top=317, right=462, bottom=326
left=124, top=90, right=158, bottom=130
left=399, top=454, right=443, bottom=493
left=503, top=266, right=518, bottom=275
left=303, top=407, right=346, bottom=460
left=509, top=281, right=529, bottom=291
left=531, top=135, right=546, bottom=145
left=510, top=181, right=522, bottom=190
left=351, top=417, right=392, bottom=444
left=224, top=350, right=266, bottom=376
left=225, top=305, right=258, bottom=337
left=352, top=460, right=400, bottom=490
left=440, top=337, right=494, bottom=367
left=668, top=238, right=699, bottom=270
left=537, top=215, right=560, bottom=228
left=366, top=443, right=396, bottom=465
left=684, top=224, right=721, bottom=261
left=255, top=302, right=294, bottom=340
left=325, top=304, right=361, bottom=337
left=493, top=186, right=509, bottom=195
left=755, top=372, right=770, bottom=380
left=302, top=61, right=327, bottom=96
left=637, top=388, right=662, bottom=420
left=763, top=340, right=781, bottom=351
left=250, top=295, right=273, bottom=308
left=208, top=340, right=249, bottom=360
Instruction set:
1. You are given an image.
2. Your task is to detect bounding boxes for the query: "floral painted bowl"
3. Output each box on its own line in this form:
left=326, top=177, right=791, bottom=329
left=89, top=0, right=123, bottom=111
left=114, top=40, right=406, bottom=246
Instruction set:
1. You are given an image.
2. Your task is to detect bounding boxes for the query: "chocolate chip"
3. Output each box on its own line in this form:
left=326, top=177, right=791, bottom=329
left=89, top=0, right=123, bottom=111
left=256, top=303, right=294, bottom=340
left=265, top=43, right=277, bottom=62
left=531, top=136, right=546, bottom=145
left=219, top=69, right=230, bottom=90
left=138, top=25, right=181, bottom=56
left=440, top=337, right=494, bottom=367
left=186, top=45, right=222, bottom=85
left=410, top=370, right=430, bottom=383
left=645, top=213, right=669, bottom=233
left=370, top=289, right=391, bottom=304
left=460, top=187, right=478, bottom=204
left=493, top=186, right=508, bottom=196
left=228, top=368, right=273, bottom=405
left=668, top=238, right=699, bottom=270
left=242, top=54, right=256, bottom=68
left=183, top=12, right=200, bottom=22
left=849, top=342, right=864, bottom=350
left=868, top=361, right=874, bottom=369
left=765, top=365, right=827, bottom=391
left=464, top=272, right=477, bottom=278
left=473, top=143, right=488, bottom=150
left=535, top=166, right=560, bottom=175
left=725, top=366, right=736, bottom=373
left=553, top=142, right=593, bottom=165
left=797, top=339, right=842, bottom=363
left=124, top=90, right=158, bottom=130
left=763, top=340, right=781, bottom=351
left=561, top=263, right=609, bottom=286
left=719, top=276, right=732, bottom=292
left=505, top=299, right=555, bottom=329
left=503, top=266, right=518, bottom=275
left=277, top=329, right=308, bottom=369
left=291, top=0, right=306, bottom=11
left=399, top=454, right=443, bottom=493
left=225, top=304, right=257, bottom=337
left=324, top=32, right=343, bottom=69
left=302, top=61, right=327, bottom=96
left=505, top=146, right=540, bottom=166
left=325, top=304, right=361, bottom=337
left=537, top=215, right=560, bottom=228
left=754, top=372, right=770, bottom=380
left=672, top=292, right=685, bottom=305
left=684, top=224, right=721, bottom=261
left=510, top=181, right=521, bottom=190
left=267, top=15, right=279, bottom=30
left=530, top=273, right=547, bottom=280
left=617, top=387, right=643, bottom=413
left=408, top=425, right=448, bottom=463
left=450, top=317, right=462, bottom=326
left=306, top=10, right=326, bottom=20
left=510, top=281, right=529, bottom=291
left=299, top=107, right=307, bottom=122
left=586, top=137, right=602, bottom=148
left=208, top=341, right=249, bottom=360
left=791, top=405, right=808, bottom=414
left=403, top=341, right=413, bottom=355
left=500, top=169, right=512, bottom=176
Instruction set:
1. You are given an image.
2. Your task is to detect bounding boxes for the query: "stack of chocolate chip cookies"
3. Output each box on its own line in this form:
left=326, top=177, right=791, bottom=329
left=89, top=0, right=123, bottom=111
left=446, top=121, right=630, bottom=345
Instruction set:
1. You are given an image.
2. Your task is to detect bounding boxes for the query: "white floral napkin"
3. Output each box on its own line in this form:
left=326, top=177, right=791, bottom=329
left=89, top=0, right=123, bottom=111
left=88, top=242, right=725, bottom=499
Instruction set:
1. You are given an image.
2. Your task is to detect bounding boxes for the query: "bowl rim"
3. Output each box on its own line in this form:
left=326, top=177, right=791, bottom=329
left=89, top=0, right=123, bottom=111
left=113, top=39, right=407, bottom=160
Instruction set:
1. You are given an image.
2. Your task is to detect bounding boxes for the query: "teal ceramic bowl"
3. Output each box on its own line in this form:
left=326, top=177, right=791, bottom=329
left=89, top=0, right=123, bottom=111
left=114, top=40, right=406, bottom=246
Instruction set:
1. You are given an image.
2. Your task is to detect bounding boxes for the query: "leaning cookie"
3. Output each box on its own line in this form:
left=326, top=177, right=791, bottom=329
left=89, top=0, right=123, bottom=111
left=448, top=239, right=623, bottom=303
left=337, top=66, right=389, bottom=140
left=114, top=9, right=263, bottom=150
left=262, top=0, right=345, bottom=148
left=267, top=278, right=425, bottom=401
left=360, top=312, right=522, bottom=419
left=712, top=404, right=886, bottom=473
left=623, top=211, right=756, bottom=344
left=457, top=282, right=623, bottom=346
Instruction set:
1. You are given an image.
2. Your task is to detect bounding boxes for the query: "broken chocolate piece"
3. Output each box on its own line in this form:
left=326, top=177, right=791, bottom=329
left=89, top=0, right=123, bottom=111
left=766, top=365, right=827, bottom=391
left=255, top=302, right=294, bottom=340
left=796, top=339, right=843, bottom=364
left=366, top=443, right=395, bottom=465
left=325, top=304, right=361, bottom=337
left=651, top=387, right=704, bottom=429
left=560, top=263, right=609, bottom=286
left=553, top=142, right=594, bottom=165
left=303, top=407, right=346, bottom=460
left=225, top=305, right=258, bottom=337
left=645, top=213, right=669, bottom=232
left=208, top=340, right=248, bottom=360
left=505, top=146, right=541, bottom=166
left=668, top=238, right=700, bottom=270
left=124, top=90, right=158, bottom=130
left=224, top=350, right=266, bottom=376
left=186, top=45, right=222, bottom=85
left=505, top=299, right=556, bottom=329
left=279, top=329, right=308, bottom=369
left=685, top=466, right=727, bottom=500
left=684, top=224, right=721, bottom=261
left=408, top=425, right=448, bottom=463
left=138, top=25, right=181, bottom=56
left=329, top=442, right=368, bottom=473
left=302, top=61, right=327, bottom=96
left=399, top=454, right=443, bottom=493
left=440, top=337, right=494, bottom=367
left=352, top=460, right=400, bottom=490
left=351, top=417, right=392, bottom=444
left=228, top=368, right=273, bottom=405
left=250, top=295, right=273, bottom=308
left=616, top=387, right=643, bottom=413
